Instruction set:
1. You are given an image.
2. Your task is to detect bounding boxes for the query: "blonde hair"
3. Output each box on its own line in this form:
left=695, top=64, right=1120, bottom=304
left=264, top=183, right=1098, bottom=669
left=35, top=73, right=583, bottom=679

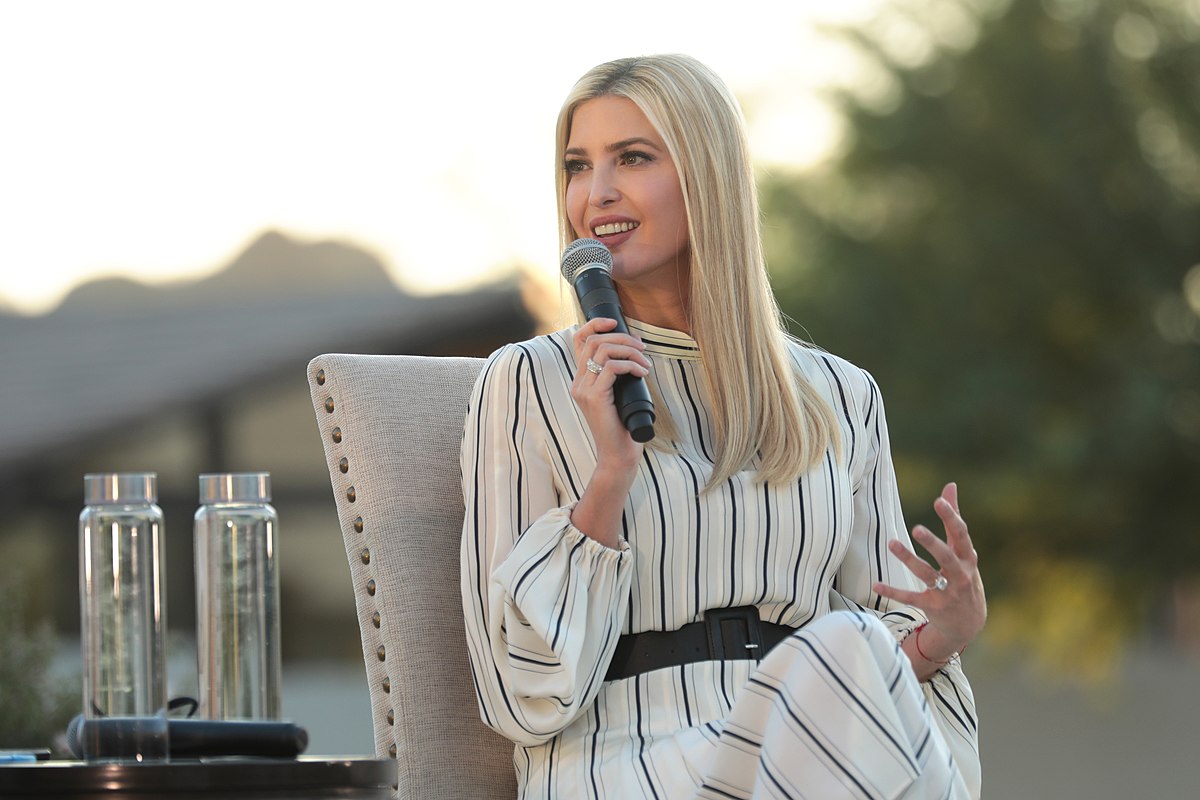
left=555, top=54, right=841, bottom=488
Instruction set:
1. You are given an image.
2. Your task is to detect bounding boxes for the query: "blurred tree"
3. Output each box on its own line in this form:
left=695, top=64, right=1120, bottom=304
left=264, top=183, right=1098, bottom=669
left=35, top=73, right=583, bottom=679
left=762, top=0, right=1200, bottom=676
left=0, top=576, right=77, bottom=752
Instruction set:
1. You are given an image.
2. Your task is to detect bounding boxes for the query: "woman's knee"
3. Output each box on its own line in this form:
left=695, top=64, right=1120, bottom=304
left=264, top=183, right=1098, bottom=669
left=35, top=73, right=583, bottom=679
left=790, top=611, right=900, bottom=666
left=806, top=610, right=889, bottom=639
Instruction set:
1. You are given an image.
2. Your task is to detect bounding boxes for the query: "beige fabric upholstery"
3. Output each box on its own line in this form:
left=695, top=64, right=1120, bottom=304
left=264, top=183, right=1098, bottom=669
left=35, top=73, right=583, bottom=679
left=308, top=354, right=516, bottom=799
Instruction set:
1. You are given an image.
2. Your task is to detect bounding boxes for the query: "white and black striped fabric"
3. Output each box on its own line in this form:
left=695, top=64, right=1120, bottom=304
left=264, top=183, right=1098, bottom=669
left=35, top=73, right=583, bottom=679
left=460, top=319, right=980, bottom=799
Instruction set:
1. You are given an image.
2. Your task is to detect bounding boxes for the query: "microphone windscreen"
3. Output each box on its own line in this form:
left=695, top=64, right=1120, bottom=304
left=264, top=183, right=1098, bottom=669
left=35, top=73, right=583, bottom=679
left=561, top=238, right=613, bottom=283
left=65, top=713, right=84, bottom=757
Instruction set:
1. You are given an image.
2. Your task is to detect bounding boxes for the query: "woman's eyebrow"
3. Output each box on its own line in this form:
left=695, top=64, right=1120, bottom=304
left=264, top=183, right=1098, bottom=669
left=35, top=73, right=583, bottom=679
left=605, top=137, right=658, bottom=153
left=564, top=137, right=661, bottom=158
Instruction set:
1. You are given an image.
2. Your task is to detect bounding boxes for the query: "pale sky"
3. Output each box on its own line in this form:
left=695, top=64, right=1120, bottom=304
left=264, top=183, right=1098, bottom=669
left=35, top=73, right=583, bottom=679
left=0, top=0, right=883, bottom=315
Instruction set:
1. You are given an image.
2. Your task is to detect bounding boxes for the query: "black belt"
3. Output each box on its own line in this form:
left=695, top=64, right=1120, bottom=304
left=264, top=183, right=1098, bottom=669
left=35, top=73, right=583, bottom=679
left=605, top=606, right=796, bottom=682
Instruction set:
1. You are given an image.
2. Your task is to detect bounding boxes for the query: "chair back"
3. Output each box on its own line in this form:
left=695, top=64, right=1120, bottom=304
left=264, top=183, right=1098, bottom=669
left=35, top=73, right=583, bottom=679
left=308, top=353, right=516, bottom=799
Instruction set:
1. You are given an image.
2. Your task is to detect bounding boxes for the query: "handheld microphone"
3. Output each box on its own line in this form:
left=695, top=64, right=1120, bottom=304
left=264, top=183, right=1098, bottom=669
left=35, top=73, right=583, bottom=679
left=66, top=714, right=309, bottom=759
left=561, top=238, right=656, bottom=443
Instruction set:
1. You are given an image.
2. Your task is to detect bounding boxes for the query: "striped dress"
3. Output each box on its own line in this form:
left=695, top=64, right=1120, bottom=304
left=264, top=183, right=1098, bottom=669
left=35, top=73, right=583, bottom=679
left=460, top=319, right=981, bottom=799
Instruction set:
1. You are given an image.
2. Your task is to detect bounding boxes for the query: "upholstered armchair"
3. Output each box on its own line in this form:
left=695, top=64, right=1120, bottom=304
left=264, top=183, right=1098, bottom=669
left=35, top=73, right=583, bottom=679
left=307, top=354, right=516, bottom=799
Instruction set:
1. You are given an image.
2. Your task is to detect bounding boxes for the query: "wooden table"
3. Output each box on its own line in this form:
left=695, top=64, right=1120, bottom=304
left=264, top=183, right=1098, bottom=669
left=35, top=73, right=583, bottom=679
left=0, top=757, right=394, bottom=799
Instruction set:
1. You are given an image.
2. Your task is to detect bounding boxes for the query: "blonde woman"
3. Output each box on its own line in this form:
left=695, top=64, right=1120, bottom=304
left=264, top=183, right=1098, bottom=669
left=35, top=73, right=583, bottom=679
left=461, top=54, right=985, bottom=799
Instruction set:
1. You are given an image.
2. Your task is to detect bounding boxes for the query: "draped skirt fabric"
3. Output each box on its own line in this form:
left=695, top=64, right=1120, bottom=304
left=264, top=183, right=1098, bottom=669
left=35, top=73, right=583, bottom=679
left=516, top=612, right=970, bottom=800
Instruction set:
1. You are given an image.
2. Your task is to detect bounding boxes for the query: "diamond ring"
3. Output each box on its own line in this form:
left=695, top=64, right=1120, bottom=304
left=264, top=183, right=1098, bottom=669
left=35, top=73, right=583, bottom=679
left=585, top=358, right=603, bottom=375
left=931, top=575, right=948, bottom=592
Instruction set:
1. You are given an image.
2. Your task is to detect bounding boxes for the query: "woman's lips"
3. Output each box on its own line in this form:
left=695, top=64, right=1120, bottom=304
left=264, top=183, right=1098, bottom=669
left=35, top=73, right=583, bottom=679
left=591, top=219, right=639, bottom=249
left=593, top=221, right=639, bottom=236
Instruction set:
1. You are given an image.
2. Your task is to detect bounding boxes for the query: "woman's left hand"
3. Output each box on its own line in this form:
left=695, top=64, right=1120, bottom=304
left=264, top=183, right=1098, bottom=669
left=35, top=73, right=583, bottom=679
left=873, top=482, right=987, bottom=671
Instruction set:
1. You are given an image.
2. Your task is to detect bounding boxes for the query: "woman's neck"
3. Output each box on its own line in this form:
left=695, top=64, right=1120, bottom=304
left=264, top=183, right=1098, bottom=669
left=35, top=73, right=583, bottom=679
left=616, top=282, right=691, bottom=335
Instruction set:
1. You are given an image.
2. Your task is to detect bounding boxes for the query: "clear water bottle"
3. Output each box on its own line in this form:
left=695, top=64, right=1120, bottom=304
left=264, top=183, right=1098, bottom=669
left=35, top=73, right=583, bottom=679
left=78, top=472, right=169, bottom=762
left=194, top=472, right=282, bottom=720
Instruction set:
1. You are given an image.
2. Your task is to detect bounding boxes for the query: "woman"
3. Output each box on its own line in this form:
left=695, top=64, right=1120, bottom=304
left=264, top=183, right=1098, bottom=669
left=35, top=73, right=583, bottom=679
left=461, top=54, right=985, bottom=798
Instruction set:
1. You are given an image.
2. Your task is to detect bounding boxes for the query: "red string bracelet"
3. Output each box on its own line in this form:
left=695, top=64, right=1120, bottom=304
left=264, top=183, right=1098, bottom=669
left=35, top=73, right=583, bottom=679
left=913, top=621, right=964, bottom=665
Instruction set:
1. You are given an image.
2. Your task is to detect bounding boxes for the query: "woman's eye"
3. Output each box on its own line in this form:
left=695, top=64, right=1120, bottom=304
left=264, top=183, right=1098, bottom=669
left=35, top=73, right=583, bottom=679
left=564, top=159, right=588, bottom=175
left=620, top=151, right=651, bottom=166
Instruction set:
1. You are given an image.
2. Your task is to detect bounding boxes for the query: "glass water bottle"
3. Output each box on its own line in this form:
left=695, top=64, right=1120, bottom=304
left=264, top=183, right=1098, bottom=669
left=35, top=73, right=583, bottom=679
left=194, top=472, right=283, bottom=720
left=78, top=472, right=169, bottom=762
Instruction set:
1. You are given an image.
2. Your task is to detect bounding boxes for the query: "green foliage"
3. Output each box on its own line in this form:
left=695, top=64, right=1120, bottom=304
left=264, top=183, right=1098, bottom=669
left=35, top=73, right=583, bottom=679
left=0, top=577, right=78, bottom=751
left=763, top=0, right=1200, bottom=661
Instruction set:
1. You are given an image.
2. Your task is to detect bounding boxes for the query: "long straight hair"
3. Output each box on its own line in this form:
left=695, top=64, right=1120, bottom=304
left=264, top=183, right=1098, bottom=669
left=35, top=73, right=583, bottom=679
left=555, top=54, right=840, bottom=488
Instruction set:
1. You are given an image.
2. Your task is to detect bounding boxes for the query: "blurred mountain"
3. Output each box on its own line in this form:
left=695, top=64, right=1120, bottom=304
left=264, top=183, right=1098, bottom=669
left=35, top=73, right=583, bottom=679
left=0, top=227, right=536, bottom=476
left=55, top=230, right=400, bottom=312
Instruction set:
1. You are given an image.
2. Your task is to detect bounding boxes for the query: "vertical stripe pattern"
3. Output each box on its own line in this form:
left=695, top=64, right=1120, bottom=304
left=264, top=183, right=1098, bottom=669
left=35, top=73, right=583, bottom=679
left=461, top=319, right=980, bottom=799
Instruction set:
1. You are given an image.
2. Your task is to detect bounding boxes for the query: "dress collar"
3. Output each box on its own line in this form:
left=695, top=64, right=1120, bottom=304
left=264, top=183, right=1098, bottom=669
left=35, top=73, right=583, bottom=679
left=627, top=318, right=700, bottom=361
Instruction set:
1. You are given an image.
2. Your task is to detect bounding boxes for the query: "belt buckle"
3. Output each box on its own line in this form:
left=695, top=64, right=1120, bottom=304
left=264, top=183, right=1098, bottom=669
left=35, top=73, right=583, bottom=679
left=703, top=606, right=765, bottom=661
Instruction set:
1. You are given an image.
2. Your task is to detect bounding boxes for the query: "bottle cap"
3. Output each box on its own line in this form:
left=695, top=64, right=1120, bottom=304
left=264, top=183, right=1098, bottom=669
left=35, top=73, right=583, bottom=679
left=84, top=473, right=158, bottom=505
left=199, top=472, right=272, bottom=503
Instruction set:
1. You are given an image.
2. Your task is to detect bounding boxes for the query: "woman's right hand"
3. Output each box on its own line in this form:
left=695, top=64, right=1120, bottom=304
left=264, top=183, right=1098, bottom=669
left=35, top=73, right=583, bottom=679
left=568, top=317, right=651, bottom=548
left=570, top=317, right=652, bottom=467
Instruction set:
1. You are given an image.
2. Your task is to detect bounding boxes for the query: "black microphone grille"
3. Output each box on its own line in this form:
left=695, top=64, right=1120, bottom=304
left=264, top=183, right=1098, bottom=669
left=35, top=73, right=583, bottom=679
left=560, top=238, right=613, bottom=283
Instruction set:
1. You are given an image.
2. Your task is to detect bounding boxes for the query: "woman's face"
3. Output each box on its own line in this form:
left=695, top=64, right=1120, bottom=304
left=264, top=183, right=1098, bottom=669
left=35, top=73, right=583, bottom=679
left=564, top=95, right=690, bottom=293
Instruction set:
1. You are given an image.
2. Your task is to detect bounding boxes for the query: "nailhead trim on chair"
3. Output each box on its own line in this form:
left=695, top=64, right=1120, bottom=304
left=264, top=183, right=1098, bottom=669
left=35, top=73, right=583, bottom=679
left=309, top=361, right=398, bottom=776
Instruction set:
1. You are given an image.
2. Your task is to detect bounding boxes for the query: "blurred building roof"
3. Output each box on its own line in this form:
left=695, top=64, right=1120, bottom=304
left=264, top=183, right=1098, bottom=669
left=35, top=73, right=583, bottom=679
left=0, top=231, right=538, bottom=474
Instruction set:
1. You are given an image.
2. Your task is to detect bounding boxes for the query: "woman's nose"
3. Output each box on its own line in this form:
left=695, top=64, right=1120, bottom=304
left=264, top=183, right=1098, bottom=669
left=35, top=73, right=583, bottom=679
left=588, top=166, right=620, bottom=207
